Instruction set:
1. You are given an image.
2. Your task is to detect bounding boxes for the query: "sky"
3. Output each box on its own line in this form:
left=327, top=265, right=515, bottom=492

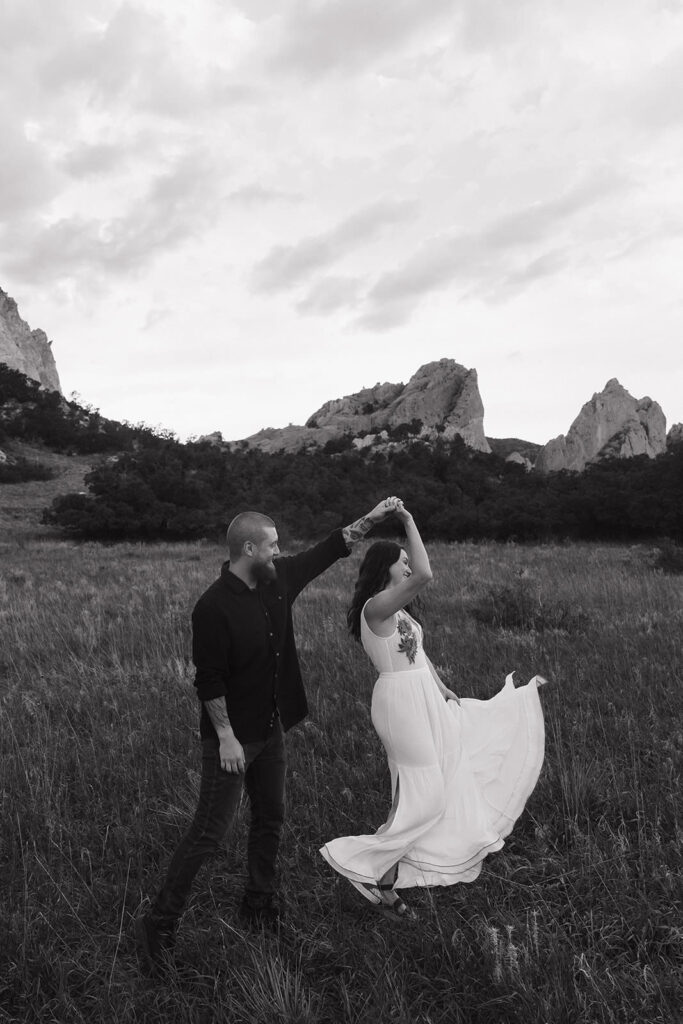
left=1, top=0, right=682, bottom=445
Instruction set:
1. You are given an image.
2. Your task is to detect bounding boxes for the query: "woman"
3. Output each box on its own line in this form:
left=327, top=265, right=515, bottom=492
left=320, top=499, right=546, bottom=920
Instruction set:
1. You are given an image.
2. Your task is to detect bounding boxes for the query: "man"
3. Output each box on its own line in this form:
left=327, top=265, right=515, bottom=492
left=136, top=497, right=400, bottom=973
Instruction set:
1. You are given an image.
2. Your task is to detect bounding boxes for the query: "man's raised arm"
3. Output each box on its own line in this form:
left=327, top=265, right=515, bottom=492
left=281, top=497, right=402, bottom=600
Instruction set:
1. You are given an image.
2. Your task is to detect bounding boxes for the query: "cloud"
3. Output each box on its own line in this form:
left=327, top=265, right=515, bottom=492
left=228, top=184, right=300, bottom=205
left=296, top=275, right=363, bottom=315
left=38, top=4, right=252, bottom=121
left=39, top=6, right=156, bottom=101
left=269, top=0, right=454, bottom=76
left=482, top=172, right=625, bottom=248
left=457, top=0, right=537, bottom=50
left=355, top=172, right=629, bottom=328
left=143, top=307, right=172, bottom=331
left=265, top=0, right=545, bottom=79
left=0, top=0, right=80, bottom=55
left=480, top=249, right=572, bottom=304
left=621, top=45, right=683, bottom=134
left=61, top=142, right=131, bottom=178
left=351, top=296, right=421, bottom=333
left=250, top=198, right=418, bottom=292
left=6, top=149, right=223, bottom=283
left=0, top=117, right=61, bottom=219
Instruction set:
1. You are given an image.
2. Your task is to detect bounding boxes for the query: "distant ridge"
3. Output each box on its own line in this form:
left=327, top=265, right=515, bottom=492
left=225, top=371, right=677, bottom=474
left=486, top=437, right=542, bottom=462
left=0, top=282, right=679, bottom=474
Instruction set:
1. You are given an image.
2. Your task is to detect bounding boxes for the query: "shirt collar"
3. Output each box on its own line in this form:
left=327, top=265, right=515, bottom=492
left=219, top=561, right=254, bottom=593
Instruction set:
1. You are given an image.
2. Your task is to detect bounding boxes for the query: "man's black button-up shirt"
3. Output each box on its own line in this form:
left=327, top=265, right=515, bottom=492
left=192, top=530, right=349, bottom=743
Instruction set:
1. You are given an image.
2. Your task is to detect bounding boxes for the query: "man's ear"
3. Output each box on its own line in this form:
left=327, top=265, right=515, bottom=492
left=244, top=541, right=254, bottom=557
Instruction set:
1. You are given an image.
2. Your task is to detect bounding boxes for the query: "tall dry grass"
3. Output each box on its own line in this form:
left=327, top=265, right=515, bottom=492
left=0, top=538, right=681, bottom=1023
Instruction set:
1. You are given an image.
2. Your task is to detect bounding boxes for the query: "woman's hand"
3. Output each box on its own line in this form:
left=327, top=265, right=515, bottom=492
left=443, top=689, right=461, bottom=705
left=393, top=499, right=412, bottom=524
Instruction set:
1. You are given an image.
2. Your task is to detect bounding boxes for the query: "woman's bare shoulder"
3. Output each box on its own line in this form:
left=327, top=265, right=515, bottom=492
left=363, top=596, right=397, bottom=638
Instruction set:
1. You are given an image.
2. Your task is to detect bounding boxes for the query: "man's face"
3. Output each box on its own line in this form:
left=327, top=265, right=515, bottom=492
left=250, top=526, right=280, bottom=581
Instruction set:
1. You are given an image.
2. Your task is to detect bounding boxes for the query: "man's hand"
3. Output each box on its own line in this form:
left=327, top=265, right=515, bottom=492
left=204, top=697, right=244, bottom=771
left=218, top=733, right=245, bottom=773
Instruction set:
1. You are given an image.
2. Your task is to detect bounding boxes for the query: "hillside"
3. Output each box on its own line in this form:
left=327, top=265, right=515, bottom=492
left=0, top=440, right=92, bottom=540
left=486, top=437, right=542, bottom=462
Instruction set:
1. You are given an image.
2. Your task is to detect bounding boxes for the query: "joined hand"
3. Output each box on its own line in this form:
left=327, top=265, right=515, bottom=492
left=369, top=496, right=402, bottom=521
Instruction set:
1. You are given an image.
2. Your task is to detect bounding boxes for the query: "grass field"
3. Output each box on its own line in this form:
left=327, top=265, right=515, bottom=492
left=0, top=536, right=681, bottom=1023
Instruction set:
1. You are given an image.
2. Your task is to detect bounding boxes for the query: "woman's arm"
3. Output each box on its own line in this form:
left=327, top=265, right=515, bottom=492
left=365, top=505, right=433, bottom=630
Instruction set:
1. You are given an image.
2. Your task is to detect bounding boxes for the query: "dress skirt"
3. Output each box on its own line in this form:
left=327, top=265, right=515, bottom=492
left=320, top=671, right=545, bottom=888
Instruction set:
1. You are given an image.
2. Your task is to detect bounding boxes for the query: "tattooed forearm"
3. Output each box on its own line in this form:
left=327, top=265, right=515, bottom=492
left=342, top=515, right=375, bottom=550
left=204, top=697, right=235, bottom=737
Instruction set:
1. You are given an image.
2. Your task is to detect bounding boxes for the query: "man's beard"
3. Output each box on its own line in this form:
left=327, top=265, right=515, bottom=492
left=253, top=560, right=277, bottom=583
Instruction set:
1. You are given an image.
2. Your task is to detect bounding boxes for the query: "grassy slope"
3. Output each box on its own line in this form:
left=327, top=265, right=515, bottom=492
left=0, top=442, right=93, bottom=539
left=0, top=538, right=680, bottom=1023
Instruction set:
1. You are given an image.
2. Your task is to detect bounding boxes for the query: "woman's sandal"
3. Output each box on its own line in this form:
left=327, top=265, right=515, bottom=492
left=347, top=878, right=382, bottom=905
left=346, top=878, right=416, bottom=920
left=376, top=882, right=417, bottom=921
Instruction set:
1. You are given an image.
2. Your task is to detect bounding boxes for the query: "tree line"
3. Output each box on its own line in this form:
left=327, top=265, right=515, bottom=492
left=43, top=435, right=683, bottom=543
left=0, top=362, right=170, bottom=455
left=2, top=362, right=681, bottom=543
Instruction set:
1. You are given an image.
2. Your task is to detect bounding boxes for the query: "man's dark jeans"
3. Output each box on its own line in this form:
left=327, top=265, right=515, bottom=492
left=150, top=722, right=286, bottom=931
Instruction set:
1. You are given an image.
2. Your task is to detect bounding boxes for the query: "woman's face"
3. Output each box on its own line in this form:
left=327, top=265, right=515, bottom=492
left=386, top=548, right=411, bottom=588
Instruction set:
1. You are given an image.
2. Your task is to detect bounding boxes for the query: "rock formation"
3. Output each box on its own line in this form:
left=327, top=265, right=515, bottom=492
left=534, top=379, right=667, bottom=473
left=236, top=360, right=491, bottom=454
left=197, top=431, right=225, bottom=446
left=0, top=288, right=61, bottom=392
left=667, top=423, right=683, bottom=447
left=505, top=451, right=533, bottom=471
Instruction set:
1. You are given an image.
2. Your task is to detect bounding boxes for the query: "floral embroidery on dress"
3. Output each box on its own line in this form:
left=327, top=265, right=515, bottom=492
left=397, top=616, right=418, bottom=664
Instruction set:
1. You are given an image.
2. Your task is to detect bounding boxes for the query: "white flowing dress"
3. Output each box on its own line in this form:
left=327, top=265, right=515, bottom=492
left=320, top=605, right=545, bottom=888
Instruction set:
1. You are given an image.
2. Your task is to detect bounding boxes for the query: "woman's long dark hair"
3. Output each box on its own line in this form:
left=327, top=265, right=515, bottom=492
left=347, top=540, right=422, bottom=640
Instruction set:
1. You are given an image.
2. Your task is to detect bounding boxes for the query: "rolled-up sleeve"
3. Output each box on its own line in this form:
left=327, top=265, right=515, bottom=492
left=192, top=599, right=230, bottom=701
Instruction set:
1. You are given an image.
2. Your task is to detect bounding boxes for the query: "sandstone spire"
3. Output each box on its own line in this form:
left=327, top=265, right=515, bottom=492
left=535, top=379, right=666, bottom=473
left=0, top=288, right=61, bottom=392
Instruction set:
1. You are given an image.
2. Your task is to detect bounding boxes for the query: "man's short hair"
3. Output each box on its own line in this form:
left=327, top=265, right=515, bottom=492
left=227, top=511, right=276, bottom=558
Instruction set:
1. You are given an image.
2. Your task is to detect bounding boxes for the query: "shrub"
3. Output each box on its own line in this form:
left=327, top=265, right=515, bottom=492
left=652, top=540, right=683, bottom=575
left=0, top=457, right=54, bottom=483
left=470, top=573, right=588, bottom=632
